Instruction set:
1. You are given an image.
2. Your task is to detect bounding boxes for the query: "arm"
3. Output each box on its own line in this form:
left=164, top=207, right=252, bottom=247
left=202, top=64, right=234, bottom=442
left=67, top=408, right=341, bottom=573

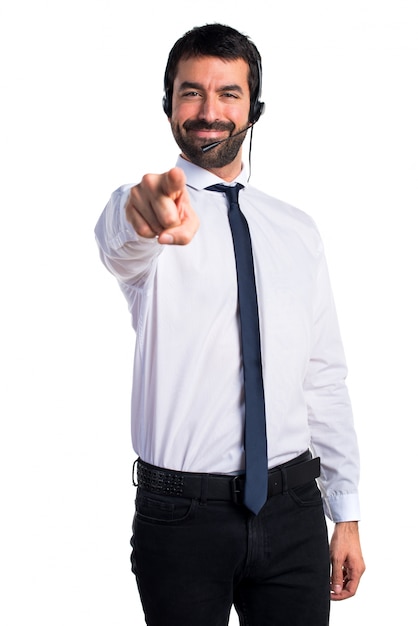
left=304, top=246, right=360, bottom=520
left=94, top=167, right=199, bottom=284
left=303, top=241, right=365, bottom=598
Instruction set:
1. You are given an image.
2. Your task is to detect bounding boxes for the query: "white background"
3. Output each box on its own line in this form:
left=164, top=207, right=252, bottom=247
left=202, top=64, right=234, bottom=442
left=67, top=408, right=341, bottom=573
left=1, top=1, right=417, bottom=624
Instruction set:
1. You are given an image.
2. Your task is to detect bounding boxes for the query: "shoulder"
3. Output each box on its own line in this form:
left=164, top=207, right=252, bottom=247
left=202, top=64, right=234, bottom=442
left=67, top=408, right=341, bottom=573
left=243, top=185, right=319, bottom=231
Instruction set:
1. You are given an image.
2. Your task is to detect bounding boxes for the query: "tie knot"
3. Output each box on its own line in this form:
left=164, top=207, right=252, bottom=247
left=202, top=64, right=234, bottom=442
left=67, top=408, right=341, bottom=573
left=205, top=183, right=244, bottom=206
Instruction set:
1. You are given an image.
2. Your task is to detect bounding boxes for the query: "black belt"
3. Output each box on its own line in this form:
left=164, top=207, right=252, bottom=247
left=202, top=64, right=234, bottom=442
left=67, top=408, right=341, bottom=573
left=132, top=451, right=320, bottom=505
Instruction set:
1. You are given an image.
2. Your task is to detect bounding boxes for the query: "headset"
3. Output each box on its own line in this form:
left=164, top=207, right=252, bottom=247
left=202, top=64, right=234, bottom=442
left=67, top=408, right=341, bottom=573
left=162, top=59, right=265, bottom=124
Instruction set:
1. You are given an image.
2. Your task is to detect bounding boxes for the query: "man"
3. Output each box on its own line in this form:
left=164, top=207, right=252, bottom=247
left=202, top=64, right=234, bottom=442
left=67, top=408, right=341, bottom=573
left=95, top=23, right=365, bottom=626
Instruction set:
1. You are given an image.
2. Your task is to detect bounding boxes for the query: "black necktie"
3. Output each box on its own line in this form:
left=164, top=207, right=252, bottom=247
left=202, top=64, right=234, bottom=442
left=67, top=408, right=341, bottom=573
left=206, top=183, right=268, bottom=514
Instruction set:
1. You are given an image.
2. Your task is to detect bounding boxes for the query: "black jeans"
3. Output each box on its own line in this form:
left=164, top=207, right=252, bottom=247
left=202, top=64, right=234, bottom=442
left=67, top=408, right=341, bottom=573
left=130, top=472, right=330, bottom=626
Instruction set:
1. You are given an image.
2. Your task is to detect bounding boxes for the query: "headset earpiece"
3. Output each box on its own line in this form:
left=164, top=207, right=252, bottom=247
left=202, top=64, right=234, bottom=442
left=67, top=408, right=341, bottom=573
left=250, top=100, right=265, bottom=124
left=249, top=59, right=265, bottom=123
left=162, top=90, right=171, bottom=117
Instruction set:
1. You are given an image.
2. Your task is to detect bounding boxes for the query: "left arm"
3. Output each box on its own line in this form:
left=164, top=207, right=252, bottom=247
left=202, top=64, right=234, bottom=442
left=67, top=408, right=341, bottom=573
left=303, top=240, right=365, bottom=598
left=304, top=244, right=360, bottom=522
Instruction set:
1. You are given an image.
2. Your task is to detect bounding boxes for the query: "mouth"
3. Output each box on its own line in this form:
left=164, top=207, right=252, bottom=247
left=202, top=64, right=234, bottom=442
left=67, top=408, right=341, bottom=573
left=190, top=129, right=229, bottom=141
left=183, top=122, right=234, bottom=143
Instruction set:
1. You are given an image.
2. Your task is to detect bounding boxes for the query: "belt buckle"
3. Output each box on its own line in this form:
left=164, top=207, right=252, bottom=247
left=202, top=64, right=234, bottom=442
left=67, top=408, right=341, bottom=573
left=132, top=459, right=139, bottom=487
left=231, top=476, right=244, bottom=504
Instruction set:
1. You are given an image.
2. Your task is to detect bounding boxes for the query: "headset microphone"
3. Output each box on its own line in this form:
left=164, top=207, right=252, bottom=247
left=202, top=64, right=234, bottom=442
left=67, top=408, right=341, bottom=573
left=201, top=124, right=254, bottom=153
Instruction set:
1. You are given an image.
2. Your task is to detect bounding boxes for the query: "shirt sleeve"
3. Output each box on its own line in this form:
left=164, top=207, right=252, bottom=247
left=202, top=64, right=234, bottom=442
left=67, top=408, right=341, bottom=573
left=303, top=242, right=361, bottom=523
left=94, top=184, right=164, bottom=285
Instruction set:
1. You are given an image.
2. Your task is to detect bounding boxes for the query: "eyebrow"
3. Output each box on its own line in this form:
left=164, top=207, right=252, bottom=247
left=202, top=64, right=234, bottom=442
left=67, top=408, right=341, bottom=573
left=178, top=81, right=244, bottom=94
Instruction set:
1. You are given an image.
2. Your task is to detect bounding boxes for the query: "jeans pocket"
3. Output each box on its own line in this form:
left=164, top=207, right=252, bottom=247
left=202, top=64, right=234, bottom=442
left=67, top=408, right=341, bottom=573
left=288, top=480, right=323, bottom=508
left=134, top=490, right=197, bottom=524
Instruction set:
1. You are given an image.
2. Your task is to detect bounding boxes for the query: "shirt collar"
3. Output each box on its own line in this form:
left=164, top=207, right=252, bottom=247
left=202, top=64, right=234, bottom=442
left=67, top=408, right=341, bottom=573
left=175, top=155, right=248, bottom=191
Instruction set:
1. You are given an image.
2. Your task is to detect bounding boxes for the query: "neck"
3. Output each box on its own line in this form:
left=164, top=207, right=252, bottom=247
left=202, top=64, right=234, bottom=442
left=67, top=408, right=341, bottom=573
left=182, top=153, right=243, bottom=182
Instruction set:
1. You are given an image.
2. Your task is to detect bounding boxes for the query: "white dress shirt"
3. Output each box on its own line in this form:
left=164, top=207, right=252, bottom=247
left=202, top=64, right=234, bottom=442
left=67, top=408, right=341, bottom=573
left=95, top=156, right=361, bottom=523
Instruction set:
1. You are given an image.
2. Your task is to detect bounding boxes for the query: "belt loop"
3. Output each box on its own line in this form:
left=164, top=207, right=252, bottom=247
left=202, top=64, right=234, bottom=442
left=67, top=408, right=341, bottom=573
left=200, top=474, right=208, bottom=505
left=281, top=467, right=288, bottom=495
left=132, top=458, right=139, bottom=487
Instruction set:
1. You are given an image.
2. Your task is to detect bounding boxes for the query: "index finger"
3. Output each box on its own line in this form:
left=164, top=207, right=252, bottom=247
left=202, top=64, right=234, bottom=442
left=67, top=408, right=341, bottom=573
left=159, top=167, right=187, bottom=203
left=138, top=168, right=186, bottom=232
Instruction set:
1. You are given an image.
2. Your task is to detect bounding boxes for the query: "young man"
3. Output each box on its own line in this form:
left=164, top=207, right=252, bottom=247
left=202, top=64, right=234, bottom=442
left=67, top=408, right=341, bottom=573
left=95, top=23, right=365, bottom=626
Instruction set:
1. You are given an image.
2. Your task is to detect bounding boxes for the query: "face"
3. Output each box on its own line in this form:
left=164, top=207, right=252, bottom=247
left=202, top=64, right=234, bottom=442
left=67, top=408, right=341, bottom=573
left=169, top=56, right=252, bottom=178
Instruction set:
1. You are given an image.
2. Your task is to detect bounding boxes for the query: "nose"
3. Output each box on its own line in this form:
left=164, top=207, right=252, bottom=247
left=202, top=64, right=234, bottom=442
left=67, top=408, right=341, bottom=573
left=197, top=93, right=221, bottom=123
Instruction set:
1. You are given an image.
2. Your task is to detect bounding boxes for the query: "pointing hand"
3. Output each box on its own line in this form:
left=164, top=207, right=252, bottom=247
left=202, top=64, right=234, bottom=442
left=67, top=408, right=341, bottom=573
left=126, top=167, right=199, bottom=245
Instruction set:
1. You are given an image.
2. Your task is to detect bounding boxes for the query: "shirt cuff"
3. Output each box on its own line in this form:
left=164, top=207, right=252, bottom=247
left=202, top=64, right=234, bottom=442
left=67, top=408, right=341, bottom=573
left=323, top=492, right=361, bottom=523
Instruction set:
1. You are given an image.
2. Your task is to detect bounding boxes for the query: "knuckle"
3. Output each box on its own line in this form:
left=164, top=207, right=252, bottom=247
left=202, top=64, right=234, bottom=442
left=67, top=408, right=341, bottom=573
left=136, top=222, right=156, bottom=239
left=140, top=173, right=155, bottom=187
